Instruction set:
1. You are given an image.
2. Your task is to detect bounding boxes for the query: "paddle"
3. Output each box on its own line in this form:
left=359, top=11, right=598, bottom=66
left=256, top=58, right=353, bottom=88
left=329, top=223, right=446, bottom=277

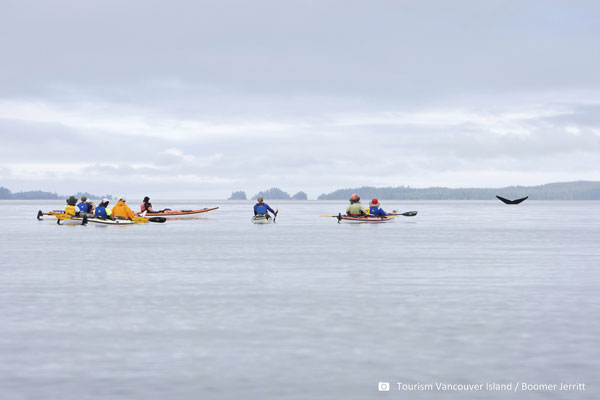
left=131, top=215, right=166, bottom=223
left=55, top=213, right=88, bottom=225
left=273, top=209, right=278, bottom=223
left=388, top=211, right=418, bottom=217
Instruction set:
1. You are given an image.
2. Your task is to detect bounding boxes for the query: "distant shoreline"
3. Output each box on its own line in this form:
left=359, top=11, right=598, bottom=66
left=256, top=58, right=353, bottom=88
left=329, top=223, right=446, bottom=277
left=2, top=181, right=600, bottom=200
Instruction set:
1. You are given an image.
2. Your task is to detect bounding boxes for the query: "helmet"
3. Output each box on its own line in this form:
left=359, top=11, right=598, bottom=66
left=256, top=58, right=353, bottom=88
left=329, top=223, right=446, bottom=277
left=102, top=198, right=110, bottom=204
left=66, top=196, right=77, bottom=205
left=119, top=196, right=126, bottom=202
left=370, top=198, right=380, bottom=206
left=350, top=193, right=359, bottom=202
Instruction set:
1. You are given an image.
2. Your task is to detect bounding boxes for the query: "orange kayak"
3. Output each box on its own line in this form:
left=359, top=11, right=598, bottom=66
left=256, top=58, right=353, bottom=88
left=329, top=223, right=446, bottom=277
left=137, top=207, right=218, bottom=219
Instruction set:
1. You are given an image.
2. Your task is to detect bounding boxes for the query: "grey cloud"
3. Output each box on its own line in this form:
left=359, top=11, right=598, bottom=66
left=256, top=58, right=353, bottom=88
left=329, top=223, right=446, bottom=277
left=2, top=1, right=599, bottom=109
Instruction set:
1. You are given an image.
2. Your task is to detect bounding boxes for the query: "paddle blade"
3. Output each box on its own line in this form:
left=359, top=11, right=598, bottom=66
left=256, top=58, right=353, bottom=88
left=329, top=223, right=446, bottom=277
left=389, top=211, right=418, bottom=217
left=148, top=217, right=167, bottom=223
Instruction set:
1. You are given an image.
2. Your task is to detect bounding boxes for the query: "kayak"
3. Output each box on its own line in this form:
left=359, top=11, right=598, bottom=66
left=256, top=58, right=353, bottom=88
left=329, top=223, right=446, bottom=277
left=337, top=215, right=393, bottom=224
left=252, top=215, right=272, bottom=224
left=53, top=213, right=149, bottom=225
left=136, top=207, right=218, bottom=219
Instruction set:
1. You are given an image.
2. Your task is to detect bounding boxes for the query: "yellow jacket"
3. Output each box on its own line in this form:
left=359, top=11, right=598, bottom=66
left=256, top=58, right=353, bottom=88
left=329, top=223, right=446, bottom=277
left=65, top=205, right=77, bottom=215
left=112, top=201, right=135, bottom=219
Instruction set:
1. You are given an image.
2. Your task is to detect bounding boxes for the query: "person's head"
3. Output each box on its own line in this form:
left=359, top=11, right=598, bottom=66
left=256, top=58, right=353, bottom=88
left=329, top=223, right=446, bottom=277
left=80, top=196, right=87, bottom=202
left=257, top=196, right=264, bottom=203
left=349, top=193, right=360, bottom=203
left=143, top=196, right=150, bottom=202
left=119, top=196, right=126, bottom=203
left=67, top=196, right=77, bottom=205
left=102, top=198, right=109, bottom=206
left=88, top=201, right=95, bottom=208
left=370, top=198, right=380, bottom=207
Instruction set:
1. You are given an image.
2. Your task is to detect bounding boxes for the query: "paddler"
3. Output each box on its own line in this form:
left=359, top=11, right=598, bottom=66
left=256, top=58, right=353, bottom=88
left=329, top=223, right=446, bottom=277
left=94, top=199, right=114, bottom=220
left=368, top=198, right=391, bottom=217
left=65, top=196, right=78, bottom=215
left=254, top=196, right=278, bottom=220
left=140, top=196, right=155, bottom=213
left=112, top=196, right=135, bottom=219
left=77, top=196, right=91, bottom=213
left=87, top=201, right=96, bottom=214
left=346, top=193, right=366, bottom=216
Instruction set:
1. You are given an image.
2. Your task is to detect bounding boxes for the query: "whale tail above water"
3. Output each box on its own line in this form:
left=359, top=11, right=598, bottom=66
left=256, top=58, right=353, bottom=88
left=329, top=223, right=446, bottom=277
left=496, top=195, right=528, bottom=204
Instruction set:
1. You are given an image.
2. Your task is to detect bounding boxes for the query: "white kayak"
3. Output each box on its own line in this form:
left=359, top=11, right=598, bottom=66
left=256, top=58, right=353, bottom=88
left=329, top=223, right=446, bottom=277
left=57, top=215, right=137, bottom=225
left=50, top=213, right=149, bottom=225
left=252, top=215, right=273, bottom=224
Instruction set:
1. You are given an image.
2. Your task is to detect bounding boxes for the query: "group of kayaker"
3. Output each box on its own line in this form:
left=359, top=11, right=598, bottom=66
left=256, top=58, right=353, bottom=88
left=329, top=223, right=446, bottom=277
left=346, top=193, right=393, bottom=216
left=63, top=195, right=140, bottom=220
left=61, top=193, right=388, bottom=222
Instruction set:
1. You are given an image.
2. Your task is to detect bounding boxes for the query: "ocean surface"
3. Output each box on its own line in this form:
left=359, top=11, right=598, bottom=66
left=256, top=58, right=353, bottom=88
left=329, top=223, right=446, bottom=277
left=0, top=200, right=598, bottom=400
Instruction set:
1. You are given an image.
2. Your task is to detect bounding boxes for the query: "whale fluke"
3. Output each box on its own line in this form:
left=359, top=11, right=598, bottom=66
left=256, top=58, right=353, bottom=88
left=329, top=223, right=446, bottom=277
left=496, top=195, right=528, bottom=204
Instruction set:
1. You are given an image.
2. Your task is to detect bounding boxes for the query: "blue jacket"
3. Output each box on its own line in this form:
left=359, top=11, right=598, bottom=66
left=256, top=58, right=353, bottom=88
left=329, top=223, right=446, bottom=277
left=78, top=203, right=89, bottom=213
left=254, top=203, right=275, bottom=215
left=369, top=206, right=387, bottom=216
left=95, top=206, right=107, bottom=218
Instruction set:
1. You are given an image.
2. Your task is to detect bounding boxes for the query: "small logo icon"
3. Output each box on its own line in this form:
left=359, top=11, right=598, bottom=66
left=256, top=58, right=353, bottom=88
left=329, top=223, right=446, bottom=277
left=378, top=382, right=390, bottom=392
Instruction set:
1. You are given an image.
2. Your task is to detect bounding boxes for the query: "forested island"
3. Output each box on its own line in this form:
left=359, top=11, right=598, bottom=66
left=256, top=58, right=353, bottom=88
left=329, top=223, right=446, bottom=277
left=251, top=188, right=307, bottom=200
left=0, top=186, right=113, bottom=200
left=228, top=188, right=308, bottom=200
left=317, top=181, right=600, bottom=200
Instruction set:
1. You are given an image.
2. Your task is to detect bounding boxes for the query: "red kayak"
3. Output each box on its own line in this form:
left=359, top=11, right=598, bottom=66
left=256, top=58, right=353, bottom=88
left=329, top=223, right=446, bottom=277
left=337, top=214, right=393, bottom=224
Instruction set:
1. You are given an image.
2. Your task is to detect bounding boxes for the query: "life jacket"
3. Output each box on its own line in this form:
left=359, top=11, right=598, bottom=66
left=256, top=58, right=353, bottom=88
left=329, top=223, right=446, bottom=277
left=140, top=201, right=152, bottom=212
left=369, top=206, right=385, bottom=216
left=65, top=205, right=77, bottom=215
left=78, top=203, right=89, bottom=213
left=95, top=206, right=108, bottom=219
left=255, top=205, right=267, bottom=215
left=347, top=202, right=364, bottom=215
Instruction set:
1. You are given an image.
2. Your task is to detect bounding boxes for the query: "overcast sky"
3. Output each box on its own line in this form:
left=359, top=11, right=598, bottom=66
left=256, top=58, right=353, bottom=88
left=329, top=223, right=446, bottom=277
left=1, top=0, right=599, bottom=199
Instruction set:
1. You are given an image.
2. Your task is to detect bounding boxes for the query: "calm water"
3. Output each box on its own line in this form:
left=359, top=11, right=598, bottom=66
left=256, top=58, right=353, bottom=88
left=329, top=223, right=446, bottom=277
left=0, top=200, right=599, bottom=400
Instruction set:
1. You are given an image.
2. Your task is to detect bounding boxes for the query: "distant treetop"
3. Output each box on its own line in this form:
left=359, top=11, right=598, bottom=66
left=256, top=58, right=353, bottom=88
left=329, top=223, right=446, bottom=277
left=291, top=191, right=308, bottom=200
left=229, top=190, right=247, bottom=200
left=0, top=186, right=113, bottom=200
left=317, top=181, right=600, bottom=200
left=250, top=187, right=308, bottom=200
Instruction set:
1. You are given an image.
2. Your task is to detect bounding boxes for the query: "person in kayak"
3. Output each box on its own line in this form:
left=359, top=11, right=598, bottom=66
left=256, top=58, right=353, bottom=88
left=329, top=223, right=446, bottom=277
left=140, top=196, right=155, bottom=213
left=346, top=193, right=366, bottom=216
left=112, top=196, right=135, bottom=219
left=94, top=199, right=114, bottom=220
left=77, top=196, right=91, bottom=213
left=368, top=198, right=389, bottom=216
left=65, top=196, right=78, bottom=215
left=254, top=196, right=278, bottom=220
